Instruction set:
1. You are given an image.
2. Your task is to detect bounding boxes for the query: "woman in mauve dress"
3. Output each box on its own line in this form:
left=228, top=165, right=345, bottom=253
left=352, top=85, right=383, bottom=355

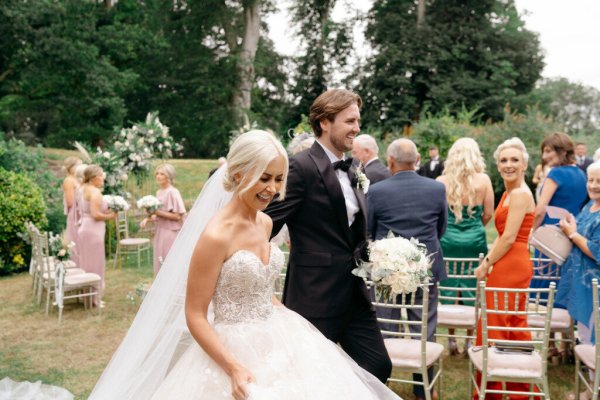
left=141, top=163, right=186, bottom=275
left=62, top=157, right=82, bottom=265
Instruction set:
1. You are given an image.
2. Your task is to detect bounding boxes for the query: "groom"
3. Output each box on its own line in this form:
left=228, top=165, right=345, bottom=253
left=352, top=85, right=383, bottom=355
left=266, top=89, right=392, bottom=383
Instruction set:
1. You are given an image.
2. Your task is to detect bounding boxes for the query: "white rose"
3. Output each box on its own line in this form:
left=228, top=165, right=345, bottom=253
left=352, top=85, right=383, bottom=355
left=120, top=173, right=129, bottom=182
left=148, top=129, right=154, bottom=135
left=137, top=138, right=145, bottom=146
left=58, top=249, right=66, bottom=257
left=124, top=140, right=130, bottom=147
left=148, top=137, right=156, bottom=143
left=161, top=132, right=168, bottom=138
left=103, top=151, right=110, bottom=159
left=134, top=155, right=142, bottom=162
left=165, top=141, right=171, bottom=148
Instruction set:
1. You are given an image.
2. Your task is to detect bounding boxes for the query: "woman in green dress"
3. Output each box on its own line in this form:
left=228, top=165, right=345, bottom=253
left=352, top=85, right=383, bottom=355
left=436, top=137, right=494, bottom=355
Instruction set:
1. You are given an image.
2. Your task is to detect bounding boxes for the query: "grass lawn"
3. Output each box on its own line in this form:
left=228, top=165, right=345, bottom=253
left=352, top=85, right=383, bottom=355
left=0, top=150, right=577, bottom=398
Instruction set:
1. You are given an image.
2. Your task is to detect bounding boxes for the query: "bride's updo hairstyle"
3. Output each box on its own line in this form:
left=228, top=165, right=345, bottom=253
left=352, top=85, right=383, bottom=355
left=223, top=130, right=289, bottom=200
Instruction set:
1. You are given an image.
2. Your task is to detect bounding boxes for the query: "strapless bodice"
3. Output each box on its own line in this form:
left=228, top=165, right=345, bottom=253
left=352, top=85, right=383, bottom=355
left=212, top=245, right=284, bottom=324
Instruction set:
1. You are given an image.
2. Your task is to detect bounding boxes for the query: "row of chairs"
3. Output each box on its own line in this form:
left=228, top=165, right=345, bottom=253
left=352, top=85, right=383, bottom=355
left=25, top=222, right=102, bottom=322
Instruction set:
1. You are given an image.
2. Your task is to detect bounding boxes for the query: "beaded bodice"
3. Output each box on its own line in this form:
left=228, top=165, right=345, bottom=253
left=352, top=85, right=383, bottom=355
left=213, top=245, right=284, bottom=324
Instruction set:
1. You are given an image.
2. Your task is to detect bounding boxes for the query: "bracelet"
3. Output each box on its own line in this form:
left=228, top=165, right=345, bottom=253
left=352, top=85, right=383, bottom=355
left=568, top=232, right=578, bottom=240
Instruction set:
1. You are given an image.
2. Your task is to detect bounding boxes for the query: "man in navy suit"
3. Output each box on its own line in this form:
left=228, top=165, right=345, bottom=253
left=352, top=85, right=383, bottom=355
left=368, top=138, right=447, bottom=400
left=265, top=89, right=392, bottom=383
left=576, top=142, right=594, bottom=175
left=352, top=134, right=391, bottom=184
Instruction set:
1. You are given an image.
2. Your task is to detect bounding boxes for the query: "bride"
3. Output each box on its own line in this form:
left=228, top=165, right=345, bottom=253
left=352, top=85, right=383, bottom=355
left=90, top=130, right=402, bottom=399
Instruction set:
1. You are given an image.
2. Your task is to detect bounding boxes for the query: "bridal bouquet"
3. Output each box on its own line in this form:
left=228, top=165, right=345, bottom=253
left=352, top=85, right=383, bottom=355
left=352, top=231, right=431, bottom=301
left=104, top=195, right=130, bottom=212
left=137, top=195, right=162, bottom=213
left=48, top=232, right=75, bottom=262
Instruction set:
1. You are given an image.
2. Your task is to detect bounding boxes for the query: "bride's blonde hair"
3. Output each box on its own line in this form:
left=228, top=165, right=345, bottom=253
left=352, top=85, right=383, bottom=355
left=224, top=130, right=289, bottom=200
left=442, top=137, right=486, bottom=223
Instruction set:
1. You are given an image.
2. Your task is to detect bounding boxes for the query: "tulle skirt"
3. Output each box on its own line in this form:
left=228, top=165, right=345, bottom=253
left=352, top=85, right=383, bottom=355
left=0, top=377, right=73, bottom=400
left=150, top=307, right=401, bottom=399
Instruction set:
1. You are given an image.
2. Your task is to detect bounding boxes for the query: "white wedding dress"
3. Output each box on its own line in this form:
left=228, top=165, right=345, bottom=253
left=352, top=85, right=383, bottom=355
left=149, top=244, right=401, bottom=399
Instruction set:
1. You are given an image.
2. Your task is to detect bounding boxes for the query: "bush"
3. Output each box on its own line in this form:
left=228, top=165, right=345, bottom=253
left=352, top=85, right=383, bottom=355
left=0, top=168, right=48, bottom=274
left=0, top=132, right=64, bottom=234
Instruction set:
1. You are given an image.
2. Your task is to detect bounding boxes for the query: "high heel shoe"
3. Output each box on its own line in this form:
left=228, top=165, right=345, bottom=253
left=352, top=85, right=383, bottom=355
left=448, top=338, right=459, bottom=356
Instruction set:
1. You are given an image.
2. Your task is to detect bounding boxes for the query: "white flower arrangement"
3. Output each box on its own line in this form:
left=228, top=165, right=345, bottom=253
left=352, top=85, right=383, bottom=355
left=48, top=232, right=75, bottom=262
left=137, top=195, right=162, bottom=213
left=104, top=195, right=130, bottom=212
left=355, top=165, right=370, bottom=194
left=352, top=231, right=432, bottom=301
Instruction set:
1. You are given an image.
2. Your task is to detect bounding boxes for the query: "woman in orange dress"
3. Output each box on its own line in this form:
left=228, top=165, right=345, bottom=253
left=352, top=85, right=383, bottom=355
left=474, top=138, right=537, bottom=399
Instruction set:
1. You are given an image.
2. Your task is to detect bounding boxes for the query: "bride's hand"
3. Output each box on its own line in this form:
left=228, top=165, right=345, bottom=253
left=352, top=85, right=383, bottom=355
left=230, top=365, right=255, bottom=400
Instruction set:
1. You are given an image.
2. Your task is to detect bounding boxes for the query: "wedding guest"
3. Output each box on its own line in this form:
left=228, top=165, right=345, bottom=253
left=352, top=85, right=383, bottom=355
left=556, top=162, right=600, bottom=400
left=418, top=145, right=444, bottom=180
left=576, top=142, right=594, bottom=174
left=474, top=138, right=536, bottom=399
left=352, top=134, right=390, bottom=184
left=594, top=147, right=600, bottom=162
left=436, top=137, right=493, bottom=355
left=78, top=165, right=116, bottom=306
left=62, top=157, right=82, bottom=264
left=368, top=138, right=447, bottom=400
left=531, top=133, right=587, bottom=310
left=141, top=163, right=186, bottom=275
left=532, top=159, right=550, bottom=202
left=208, top=157, right=227, bottom=178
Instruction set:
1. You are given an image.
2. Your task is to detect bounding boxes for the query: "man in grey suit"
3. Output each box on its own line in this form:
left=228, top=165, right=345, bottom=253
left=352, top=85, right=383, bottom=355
left=367, top=138, right=447, bottom=400
left=352, top=134, right=391, bottom=184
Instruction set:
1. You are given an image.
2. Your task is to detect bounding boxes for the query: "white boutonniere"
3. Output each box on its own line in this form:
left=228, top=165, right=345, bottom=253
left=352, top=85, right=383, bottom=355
left=355, top=165, right=370, bottom=194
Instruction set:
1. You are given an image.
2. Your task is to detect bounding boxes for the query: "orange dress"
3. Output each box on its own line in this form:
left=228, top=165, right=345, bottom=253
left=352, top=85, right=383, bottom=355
left=474, top=191, right=537, bottom=399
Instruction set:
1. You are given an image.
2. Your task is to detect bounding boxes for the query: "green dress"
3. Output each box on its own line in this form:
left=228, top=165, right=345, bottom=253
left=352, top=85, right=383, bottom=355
left=440, top=205, right=488, bottom=304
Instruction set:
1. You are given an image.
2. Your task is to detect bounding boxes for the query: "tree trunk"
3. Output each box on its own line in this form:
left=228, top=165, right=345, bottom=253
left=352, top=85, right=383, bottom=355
left=417, top=0, right=426, bottom=28
left=231, top=0, right=261, bottom=129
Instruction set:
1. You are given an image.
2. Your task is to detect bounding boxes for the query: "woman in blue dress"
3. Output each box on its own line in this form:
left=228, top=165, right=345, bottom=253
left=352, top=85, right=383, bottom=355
left=557, top=162, right=600, bottom=345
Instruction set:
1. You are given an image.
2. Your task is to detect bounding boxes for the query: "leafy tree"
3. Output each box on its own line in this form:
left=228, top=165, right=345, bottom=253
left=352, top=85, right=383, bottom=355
left=513, top=77, right=600, bottom=136
left=358, top=0, right=544, bottom=131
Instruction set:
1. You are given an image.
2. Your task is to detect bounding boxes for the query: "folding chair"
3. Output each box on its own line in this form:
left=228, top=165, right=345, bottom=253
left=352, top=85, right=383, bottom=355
left=114, top=211, right=151, bottom=269
left=468, top=281, right=555, bottom=399
left=574, top=278, right=600, bottom=400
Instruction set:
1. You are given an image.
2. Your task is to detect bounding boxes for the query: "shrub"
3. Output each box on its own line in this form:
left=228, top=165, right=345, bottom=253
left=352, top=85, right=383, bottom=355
left=0, top=168, right=48, bottom=274
left=0, top=132, right=64, bottom=234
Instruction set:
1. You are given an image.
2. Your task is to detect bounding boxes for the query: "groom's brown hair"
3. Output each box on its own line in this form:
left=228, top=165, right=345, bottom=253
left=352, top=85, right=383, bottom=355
left=309, top=89, right=362, bottom=138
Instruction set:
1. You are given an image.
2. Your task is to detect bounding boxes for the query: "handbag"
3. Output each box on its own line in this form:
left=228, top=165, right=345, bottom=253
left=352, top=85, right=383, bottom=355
left=529, top=224, right=572, bottom=265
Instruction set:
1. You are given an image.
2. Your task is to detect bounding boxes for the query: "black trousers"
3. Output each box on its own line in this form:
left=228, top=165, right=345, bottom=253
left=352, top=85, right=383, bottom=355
left=307, top=291, right=392, bottom=384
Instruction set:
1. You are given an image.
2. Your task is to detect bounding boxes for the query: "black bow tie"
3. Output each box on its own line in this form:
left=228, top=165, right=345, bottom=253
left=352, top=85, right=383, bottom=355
left=333, top=158, right=353, bottom=172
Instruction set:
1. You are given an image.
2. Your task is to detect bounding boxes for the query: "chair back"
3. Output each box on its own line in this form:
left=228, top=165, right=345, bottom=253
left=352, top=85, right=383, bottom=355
left=32, top=230, right=53, bottom=277
left=593, top=278, right=600, bottom=350
left=373, top=284, right=430, bottom=349
left=116, top=211, right=129, bottom=240
left=438, top=255, right=483, bottom=306
left=478, top=281, right=556, bottom=373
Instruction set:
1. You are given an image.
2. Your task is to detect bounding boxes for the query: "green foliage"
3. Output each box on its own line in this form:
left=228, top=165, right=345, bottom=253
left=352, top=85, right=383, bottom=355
left=359, top=0, right=544, bottom=130
left=0, top=132, right=64, bottom=234
left=0, top=168, right=47, bottom=274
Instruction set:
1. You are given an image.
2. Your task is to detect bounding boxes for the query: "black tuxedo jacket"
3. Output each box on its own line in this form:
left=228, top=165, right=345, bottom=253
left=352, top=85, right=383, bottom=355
left=418, top=158, right=445, bottom=179
left=578, top=157, right=593, bottom=174
left=364, top=159, right=391, bottom=185
left=265, top=142, right=370, bottom=318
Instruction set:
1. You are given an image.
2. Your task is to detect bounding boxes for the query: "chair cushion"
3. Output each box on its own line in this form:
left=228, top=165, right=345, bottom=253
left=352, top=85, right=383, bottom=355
left=468, top=347, right=542, bottom=378
left=384, top=338, right=444, bottom=368
left=64, top=273, right=101, bottom=287
left=437, top=304, right=477, bottom=328
left=43, top=268, right=86, bottom=279
left=120, top=238, right=150, bottom=246
left=527, top=307, right=571, bottom=330
left=575, top=344, right=597, bottom=370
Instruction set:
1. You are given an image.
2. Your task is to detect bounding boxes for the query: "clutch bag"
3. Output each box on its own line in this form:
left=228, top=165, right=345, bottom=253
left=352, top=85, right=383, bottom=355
left=529, top=224, right=572, bottom=265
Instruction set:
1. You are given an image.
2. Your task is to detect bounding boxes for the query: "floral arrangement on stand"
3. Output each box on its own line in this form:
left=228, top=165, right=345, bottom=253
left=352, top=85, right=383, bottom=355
left=103, top=195, right=130, bottom=212
left=352, top=231, right=432, bottom=301
left=137, top=195, right=162, bottom=213
left=48, top=232, right=75, bottom=263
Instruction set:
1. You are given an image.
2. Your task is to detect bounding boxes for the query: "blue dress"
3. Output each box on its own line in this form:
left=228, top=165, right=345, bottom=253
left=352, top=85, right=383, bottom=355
left=556, top=201, right=600, bottom=344
left=531, top=166, right=587, bottom=296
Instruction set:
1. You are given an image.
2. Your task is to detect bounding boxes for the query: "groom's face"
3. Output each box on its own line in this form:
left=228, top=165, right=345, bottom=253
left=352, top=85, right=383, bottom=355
left=321, top=103, right=361, bottom=155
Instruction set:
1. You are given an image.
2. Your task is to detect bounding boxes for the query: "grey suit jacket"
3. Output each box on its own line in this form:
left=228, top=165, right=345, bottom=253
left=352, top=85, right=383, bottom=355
left=367, top=171, right=448, bottom=281
left=364, top=159, right=391, bottom=185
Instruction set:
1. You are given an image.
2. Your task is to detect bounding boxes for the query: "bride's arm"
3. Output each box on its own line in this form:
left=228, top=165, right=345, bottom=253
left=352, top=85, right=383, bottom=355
left=185, top=232, right=255, bottom=400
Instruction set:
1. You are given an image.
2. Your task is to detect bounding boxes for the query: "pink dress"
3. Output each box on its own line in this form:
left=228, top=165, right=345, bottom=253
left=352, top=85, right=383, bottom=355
left=154, top=186, right=186, bottom=274
left=64, top=186, right=81, bottom=266
left=78, top=194, right=107, bottom=299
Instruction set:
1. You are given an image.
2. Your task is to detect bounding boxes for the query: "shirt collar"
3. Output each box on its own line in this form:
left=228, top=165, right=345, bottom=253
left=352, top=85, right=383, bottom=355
left=316, top=139, right=345, bottom=163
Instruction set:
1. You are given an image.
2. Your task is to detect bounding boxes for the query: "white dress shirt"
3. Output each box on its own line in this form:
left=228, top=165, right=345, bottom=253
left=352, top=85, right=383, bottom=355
left=317, top=140, right=359, bottom=226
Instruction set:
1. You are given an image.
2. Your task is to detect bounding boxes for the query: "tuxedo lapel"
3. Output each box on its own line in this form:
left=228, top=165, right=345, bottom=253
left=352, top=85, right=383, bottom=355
left=309, top=143, right=353, bottom=246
